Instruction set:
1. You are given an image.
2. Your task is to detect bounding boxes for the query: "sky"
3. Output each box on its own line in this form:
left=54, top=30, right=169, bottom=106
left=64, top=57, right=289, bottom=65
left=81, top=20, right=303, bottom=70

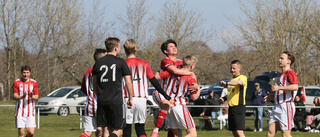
left=84, top=0, right=248, bottom=50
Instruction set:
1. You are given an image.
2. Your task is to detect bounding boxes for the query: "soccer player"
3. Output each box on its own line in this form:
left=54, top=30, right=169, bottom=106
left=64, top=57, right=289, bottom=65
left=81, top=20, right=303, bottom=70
left=92, top=37, right=133, bottom=137
left=151, top=39, right=197, bottom=137
left=13, top=66, right=39, bottom=137
left=264, top=51, right=298, bottom=137
left=79, top=48, right=107, bottom=137
left=161, top=55, right=201, bottom=137
left=122, top=39, right=171, bottom=137
left=219, top=60, right=247, bottom=137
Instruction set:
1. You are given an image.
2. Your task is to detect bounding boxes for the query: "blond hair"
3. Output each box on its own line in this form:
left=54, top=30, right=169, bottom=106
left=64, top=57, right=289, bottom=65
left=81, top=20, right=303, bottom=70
left=183, top=55, right=198, bottom=67
left=124, top=39, right=137, bottom=54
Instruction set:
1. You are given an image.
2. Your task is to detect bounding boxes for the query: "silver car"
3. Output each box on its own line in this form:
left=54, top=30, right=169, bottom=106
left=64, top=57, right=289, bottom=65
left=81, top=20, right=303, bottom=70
left=37, top=86, right=86, bottom=116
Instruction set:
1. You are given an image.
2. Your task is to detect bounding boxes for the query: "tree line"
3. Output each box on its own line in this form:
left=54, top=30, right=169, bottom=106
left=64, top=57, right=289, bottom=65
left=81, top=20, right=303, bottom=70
left=0, top=0, right=319, bottom=100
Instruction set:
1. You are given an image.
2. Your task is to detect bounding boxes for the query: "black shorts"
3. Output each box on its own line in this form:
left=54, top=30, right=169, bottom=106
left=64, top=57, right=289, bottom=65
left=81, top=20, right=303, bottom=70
left=228, top=105, right=245, bottom=131
left=97, top=104, right=126, bottom=128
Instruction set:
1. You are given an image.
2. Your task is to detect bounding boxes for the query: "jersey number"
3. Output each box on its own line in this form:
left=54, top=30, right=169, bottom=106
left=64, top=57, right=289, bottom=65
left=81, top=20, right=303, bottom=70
left=100, top=64, right=116, bottom=82
left=131, top=66, right=141, bottom=82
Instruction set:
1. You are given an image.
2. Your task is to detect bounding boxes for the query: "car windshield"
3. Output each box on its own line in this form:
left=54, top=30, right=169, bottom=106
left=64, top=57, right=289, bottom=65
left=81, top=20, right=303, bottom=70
left=305, top=88, right=320, bottom=96
left=48, top=88, right=73, bottom=97
left=207, top=80, right=228, bottom=92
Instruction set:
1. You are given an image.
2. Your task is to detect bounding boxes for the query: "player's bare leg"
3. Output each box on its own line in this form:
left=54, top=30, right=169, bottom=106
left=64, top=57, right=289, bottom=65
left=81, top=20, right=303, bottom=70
left=18, top=128, right=25, bottom=137
left=281, top=130, right=292, bottom=137
left=232, top=130, right=245, bottom=137
left=171, top=129, right=182, bottom=137
left=267, top=122, right=279, bottom=137
left=185, top=127, right=197, bottom=137
left=26, top=127, right=35, bottom=137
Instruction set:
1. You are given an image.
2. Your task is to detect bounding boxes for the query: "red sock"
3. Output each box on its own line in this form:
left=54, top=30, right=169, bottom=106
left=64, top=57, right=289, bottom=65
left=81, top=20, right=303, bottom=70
left=155, top=110, right=167, bottom=128
left=139, top=135, right=147, bottom=137
left=79, top=132, right=89, bottom=137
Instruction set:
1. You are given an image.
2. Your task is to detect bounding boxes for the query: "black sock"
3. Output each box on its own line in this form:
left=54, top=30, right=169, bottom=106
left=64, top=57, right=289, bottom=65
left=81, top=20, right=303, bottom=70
left=135, top=123, right=146, bottom=137
left=109, top=133, right=118, bottom=137
left=123, top=124, right=132, bottom=137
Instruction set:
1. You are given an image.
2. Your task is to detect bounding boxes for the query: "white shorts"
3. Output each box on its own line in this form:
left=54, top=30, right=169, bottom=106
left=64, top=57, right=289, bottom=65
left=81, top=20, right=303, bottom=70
left=125, top=98, right=147, bottom=124
left=269, top=102, right=295, bottom=130
left=82, top=116, right=97, bottom=132
left=166, top=104, right=195, bottom=130
left=16, top=116, right=36, bottom=128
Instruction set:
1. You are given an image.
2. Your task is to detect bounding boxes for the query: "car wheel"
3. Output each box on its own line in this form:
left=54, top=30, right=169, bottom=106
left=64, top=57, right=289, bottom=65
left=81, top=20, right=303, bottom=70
left=147, top=101, right=153, bottom=115
left=58, top=106, right=69, bottom=116
left=263, top=102, right=273, bottom=117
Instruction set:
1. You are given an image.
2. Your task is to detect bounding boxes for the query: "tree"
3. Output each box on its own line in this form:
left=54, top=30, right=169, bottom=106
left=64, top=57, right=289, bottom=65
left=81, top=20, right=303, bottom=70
left=0, top=0, right=33, bottom=100
left=235, top=0, right=320, bottom=84
left=118, top=0, right=149, bottom=47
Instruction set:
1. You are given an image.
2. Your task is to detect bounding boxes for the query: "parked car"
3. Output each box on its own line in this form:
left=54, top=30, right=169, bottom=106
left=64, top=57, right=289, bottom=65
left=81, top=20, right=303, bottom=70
left=188, top=80, right=228, bottom=116
left=76, top=100, right=86, bottom=115
left=147, top=87, right=157, bottom=115
left=297, top=85, right=320, bottom=113
left=37, top=86, right=86, bottom=116
left=188, top=79, right=273, bottom=117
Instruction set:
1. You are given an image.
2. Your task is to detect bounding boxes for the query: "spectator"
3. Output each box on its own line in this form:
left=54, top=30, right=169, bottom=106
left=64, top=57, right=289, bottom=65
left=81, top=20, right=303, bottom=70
left=304, top=97, right=320, bottom=131
left=251, top=82, right=267, bottom=132
left=217, top=87, right=229, bottom=128
left=294, top=95, right=307, bottom=131
left=200, top=90, right=221, bottom=128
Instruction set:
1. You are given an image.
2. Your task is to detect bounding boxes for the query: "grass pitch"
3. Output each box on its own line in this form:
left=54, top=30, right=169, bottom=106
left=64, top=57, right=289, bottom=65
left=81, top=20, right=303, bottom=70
left=0, top=100, right=317, bottom=137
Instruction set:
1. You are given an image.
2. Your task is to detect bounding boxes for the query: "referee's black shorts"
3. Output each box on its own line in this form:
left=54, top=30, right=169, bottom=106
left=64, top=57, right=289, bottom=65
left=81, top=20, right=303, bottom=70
left=228, top=105, right=245, bottom=131
left=97, top=104, right=126, bottom=128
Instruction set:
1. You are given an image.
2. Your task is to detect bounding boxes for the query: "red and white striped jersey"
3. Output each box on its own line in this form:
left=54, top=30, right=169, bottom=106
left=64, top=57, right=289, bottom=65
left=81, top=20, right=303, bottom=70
left=81, top=67, right=97, bottom=117
left=123, top=58, right=155, bottom=98
left=275, top=69, right=298, bottom=104
left=158, top=57, right=184, bottom=98
left=12, top=78, right=38, bottom=117
left=167, top=75, right=197, bottom=106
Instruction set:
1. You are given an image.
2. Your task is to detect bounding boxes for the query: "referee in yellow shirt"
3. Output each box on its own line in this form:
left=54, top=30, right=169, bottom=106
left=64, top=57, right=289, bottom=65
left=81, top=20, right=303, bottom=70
left=219, top=60, right=247, bottom=137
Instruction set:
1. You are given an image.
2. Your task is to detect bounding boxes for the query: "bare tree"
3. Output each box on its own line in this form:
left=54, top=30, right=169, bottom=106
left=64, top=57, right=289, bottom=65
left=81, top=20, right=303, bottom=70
left=0, top=0, right=32, bottom=100
left=118, top=0, right=149, bottom=46
left=234, top=0, right=320, bottom=84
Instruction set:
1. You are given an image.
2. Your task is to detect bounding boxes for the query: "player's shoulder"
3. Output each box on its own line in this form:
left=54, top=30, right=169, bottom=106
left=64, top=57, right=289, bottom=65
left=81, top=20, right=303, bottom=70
left=85, top=67, right=93, bottom=73
left=239, top=75, right=247, bottom=79
left=29, top=78, right=37, bottom=83
left=161, top=57, right=171, bottom=62
left=287, top=69, right=297, bottom=75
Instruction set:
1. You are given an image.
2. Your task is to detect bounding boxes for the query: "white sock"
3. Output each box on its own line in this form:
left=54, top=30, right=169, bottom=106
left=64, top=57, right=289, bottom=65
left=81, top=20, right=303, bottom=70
left=153, top=128, right=159, bottom=132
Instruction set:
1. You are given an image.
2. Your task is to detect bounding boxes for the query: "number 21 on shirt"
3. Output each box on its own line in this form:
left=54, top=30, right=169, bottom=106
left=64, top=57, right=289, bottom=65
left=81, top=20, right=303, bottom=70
left=100, top=64, right=116, bottom=82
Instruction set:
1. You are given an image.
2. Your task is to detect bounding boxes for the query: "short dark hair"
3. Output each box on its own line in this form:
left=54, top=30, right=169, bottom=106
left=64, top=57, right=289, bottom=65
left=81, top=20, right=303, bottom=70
left=94, top=48, right=107, bottom=61
left=21, top=65, right=31, bottom=73
left=283, top=51, right=295, bottom=65
left=231, top=60, right=241, bottom=66
left=161, top=39, right=177, bottom=56
left=104, top=37, right=120, bottom=52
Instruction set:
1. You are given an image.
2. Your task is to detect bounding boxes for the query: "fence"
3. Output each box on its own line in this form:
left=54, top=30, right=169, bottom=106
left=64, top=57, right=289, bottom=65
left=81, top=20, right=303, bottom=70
left=0, top=105, right=318, bottom=130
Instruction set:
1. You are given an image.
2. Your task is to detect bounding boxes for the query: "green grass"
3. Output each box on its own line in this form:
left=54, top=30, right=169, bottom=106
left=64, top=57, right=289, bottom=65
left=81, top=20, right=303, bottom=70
left=0, top=100, right=318, bottom=137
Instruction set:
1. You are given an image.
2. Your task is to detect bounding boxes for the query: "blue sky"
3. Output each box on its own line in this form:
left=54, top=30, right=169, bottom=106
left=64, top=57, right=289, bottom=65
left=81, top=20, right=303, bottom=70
left=84, top=0, right=247, bottom=50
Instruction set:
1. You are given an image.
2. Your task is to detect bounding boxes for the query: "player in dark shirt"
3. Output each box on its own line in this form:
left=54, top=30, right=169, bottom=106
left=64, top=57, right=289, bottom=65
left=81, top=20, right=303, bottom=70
left=92, top=37, right=133, bottom=137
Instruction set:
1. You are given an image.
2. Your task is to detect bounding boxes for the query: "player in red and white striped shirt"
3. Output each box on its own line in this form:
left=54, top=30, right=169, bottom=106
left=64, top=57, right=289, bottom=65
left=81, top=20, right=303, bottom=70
left=164, top=55, right=200, bottom=137
left=265, top=51, right=298, bottom=137
left=13, top=66, right=39, bottom=137
left=151, top=40, right=198, bottom=137
left=79, top=49, right=107, bottom=137
left=122, top=39, right=171, bottom=137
